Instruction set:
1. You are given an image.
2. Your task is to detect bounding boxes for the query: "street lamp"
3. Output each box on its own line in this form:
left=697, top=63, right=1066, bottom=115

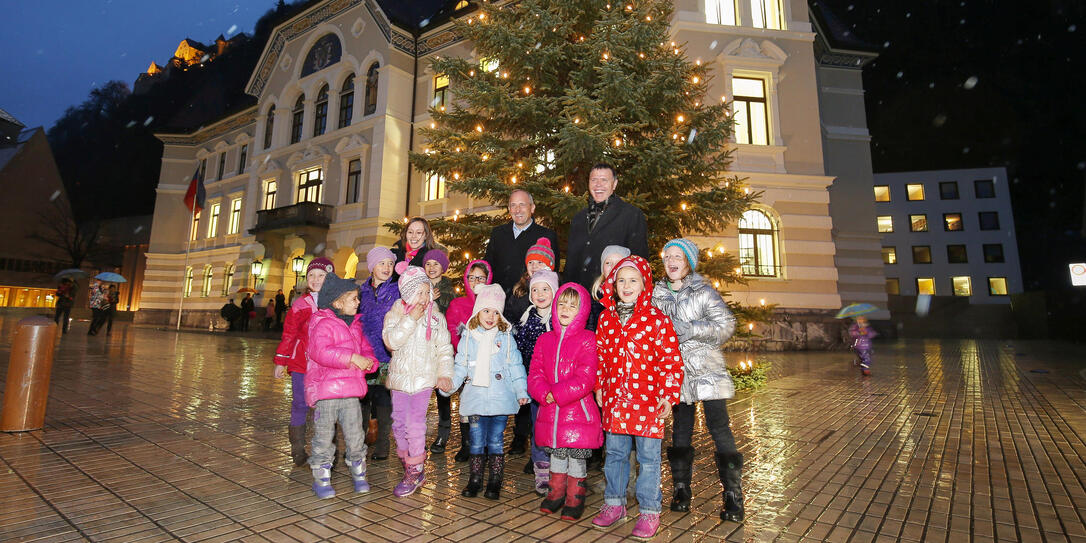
left=251, top=260, right=263, bottom=288
left=292, top=256, right=305, bottom=286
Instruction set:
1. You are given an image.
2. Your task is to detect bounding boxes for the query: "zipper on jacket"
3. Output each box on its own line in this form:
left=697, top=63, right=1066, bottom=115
left=552, top=327, right=565, bottom=447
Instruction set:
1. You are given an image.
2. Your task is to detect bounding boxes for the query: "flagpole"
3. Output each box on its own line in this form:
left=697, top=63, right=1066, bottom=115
left=177, top=203, right=195, bottom=331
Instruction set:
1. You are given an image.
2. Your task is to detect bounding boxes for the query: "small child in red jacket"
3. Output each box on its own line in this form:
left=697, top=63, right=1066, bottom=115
left=305, top=273, right=378, bottom=499
left=591, top=256, right=684, bottom=539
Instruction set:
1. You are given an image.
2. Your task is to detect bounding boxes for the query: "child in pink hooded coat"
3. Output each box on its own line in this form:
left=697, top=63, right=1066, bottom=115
left=527, top=282, right=603, bottom=520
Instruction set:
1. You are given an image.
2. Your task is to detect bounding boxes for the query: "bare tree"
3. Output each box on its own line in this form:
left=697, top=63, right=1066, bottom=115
left=27, top=198, right=101, bottom=269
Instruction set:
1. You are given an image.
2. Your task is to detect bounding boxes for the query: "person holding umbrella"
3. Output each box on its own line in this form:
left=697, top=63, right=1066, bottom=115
left=54, top=278, right=77, bottom=334
left=87, top=279, right=107, bottom=335
left=836, top=303, right=880, bottom=376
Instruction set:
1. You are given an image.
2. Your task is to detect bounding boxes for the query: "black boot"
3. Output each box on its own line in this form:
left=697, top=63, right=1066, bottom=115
left=483, top=453, right=505, bottom=500
left=523, top=458, right=534, bottom=474
left=454, top=422, right=471, bottom=462
left=462, top=454, right=485, bottom=497
left=370, top=405, right=392, bottom=461
left=668, top=446, right=695, bottom=512
left=716, top=452, right=745, bottom=522
left=509, top=435, right=528, bottom=455
left=431, top=393, right=452, bottom=453
left=586, top=447, right=604, bottom=472
left=288, top=425, right=308, bottom=467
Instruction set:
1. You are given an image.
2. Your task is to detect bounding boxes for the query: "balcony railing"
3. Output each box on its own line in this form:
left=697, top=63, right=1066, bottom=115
left=250, top=202, right=333, bottom=234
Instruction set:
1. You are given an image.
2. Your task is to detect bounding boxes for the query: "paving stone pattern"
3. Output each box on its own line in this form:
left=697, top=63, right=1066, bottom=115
left=0, top=318, right=1084, bottom=542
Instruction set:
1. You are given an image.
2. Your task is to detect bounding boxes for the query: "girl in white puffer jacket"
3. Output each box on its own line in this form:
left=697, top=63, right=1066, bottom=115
left=383, top=263, right=454, bottom=497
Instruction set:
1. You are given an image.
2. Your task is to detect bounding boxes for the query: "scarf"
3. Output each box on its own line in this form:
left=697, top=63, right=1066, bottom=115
left=405, top=242, right=420, bottom=264
left=335, top=311, right=355, bottom=327
left=470, top=326, right=498, bottom=387
left=519, top=304, right=552, bottom=328
left=586, top=195, right=611, bottom=231
left=616, top=301, right=635, bottom=325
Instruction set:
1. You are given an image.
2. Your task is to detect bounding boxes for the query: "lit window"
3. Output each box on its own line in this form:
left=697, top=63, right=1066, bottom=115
left=988, top=277, right=1008, bottom=296
left=916, top=277, right=935, bottom=295
left=947, top=245, right=968, bottom=263
left=912, top=246, right=932, bottom=264
left=705, top=0, right=738, bottom=25
left=238, top=144, right=248, bottom=174
left=909, top=214, right=928, bottom=232
left=749, top=0, right=782, bottom=29
left=952, top=276, right=972, bottom=297
left=290, top=95, right=304, bottom=144
left=480, top=57, right=499, bottom=73
left=313, top=84, right=329, bottom=137
left=221, top=264, right=235, bottom=296
left=978, top=211, right=999, bottom=230
left=975, top=179, right=996, bottom=198
left=425, top=172, right=446, bottom=201
left=732, top=77, right=769, bottom=145
left=906, top=183, right=925, bottom=201
left=183, top=267, right=194, bottom=297
left=365, top=63, right=380, bottom=116
left=876, top=215, right=893, bottom=233
left=207, top=203, right=221, bottom=237
left=873, top=185, right=890, bottom=202
left=190, top=211, right=201, bottom=241
left=297, top=168, right=323, bottom=203
left=338, top=74, right=355, bottom=128
left=228, top=198, right=242, bottom=234
left=983, top=244, right=1004, bottom=263
left=739, top=209, right=778, bottom=277
left=885, top=278, right=900, bottom=295
left=881, top=246, right=896, bottom=264
left=201, top=265, right=214, bottom=297
left=263, top=107, right=275, bottom=149
left=263, top=180, right=277, bottom=210
left=217, top=152, right=226, bottom=180
left=434, top=74, right=450, bottom=109
left=939, top=181, right=959, bottom=199
left=943, top=213, right=963, bottom=231
left=346, top=159, right=362, bottom=204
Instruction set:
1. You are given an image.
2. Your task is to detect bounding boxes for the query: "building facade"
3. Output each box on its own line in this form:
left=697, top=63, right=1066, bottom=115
left=139, top=0, right=885, bottom=347
left=873, top=167, right=1022, bottom=303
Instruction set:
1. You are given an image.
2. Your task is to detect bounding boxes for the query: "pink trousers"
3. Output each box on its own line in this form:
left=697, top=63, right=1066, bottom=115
left=391, top=389, right=432, bottom=464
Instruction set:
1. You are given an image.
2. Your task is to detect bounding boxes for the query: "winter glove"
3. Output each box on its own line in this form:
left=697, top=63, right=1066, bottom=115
left=672, top=319, right=692, bottom=342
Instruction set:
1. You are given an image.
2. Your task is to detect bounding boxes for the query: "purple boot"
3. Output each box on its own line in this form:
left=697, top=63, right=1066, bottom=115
left=394, top=462, right=425, bottom=497
left=311, top=463, right=335, bottom=499
left=534, top=461, right=550, bottom=495
left=348, top=458, right=369, bottom=493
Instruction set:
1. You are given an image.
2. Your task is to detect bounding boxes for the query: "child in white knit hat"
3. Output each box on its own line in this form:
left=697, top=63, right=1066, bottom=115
left=443, top=283, right=529, bottom=500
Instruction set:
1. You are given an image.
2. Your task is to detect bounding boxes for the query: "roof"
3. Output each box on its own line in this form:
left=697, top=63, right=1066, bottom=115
left=0, top=108, right=24, bottom=127
left=380, top=0, right=465, bottom=31
left=809, top=0, right=879, bottom=54
left=0, top=128, right=38, bottom=173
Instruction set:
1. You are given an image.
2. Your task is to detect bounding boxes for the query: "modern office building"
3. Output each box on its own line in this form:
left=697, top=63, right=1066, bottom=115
left=873, top=167, right=1022, bottom=304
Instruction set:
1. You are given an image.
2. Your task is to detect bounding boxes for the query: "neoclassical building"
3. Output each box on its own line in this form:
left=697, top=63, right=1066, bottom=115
left=139, top=0, right=886, bottom=345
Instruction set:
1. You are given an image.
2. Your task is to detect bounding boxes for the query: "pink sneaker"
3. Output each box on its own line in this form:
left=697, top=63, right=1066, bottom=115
left=393, top=463, right=425, bottom=497
left=592, top=504, right=627, bottom=528
left=630, top=513, right=660, bottom=539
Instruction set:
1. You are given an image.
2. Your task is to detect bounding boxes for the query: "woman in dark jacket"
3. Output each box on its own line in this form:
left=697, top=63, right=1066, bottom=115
left=391, top=217, right=438, bottom=270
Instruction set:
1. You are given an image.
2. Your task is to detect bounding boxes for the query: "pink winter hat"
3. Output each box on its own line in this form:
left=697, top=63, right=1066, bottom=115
left=529, top=270, right=559, bottom=294
left=396, top=263, right=431, bottom=303
left=366, top=246, right=395, bottom=272
left=471, top=283, right=507, bottom=323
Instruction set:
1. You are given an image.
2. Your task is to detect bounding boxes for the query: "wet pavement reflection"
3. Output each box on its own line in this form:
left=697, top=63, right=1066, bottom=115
left=1, top=316, right=1084, bottom=542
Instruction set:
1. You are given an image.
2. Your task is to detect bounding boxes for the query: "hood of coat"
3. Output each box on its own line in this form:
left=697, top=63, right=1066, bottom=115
left=461, top=259, right=493, bottom=303
left=657, top=271, right=708, bottom=294
left=551, top=282, right=591, bottom=333
left=600, top=255, right=654, bottom=313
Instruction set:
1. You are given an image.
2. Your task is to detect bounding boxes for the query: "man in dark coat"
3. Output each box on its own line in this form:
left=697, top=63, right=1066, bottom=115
left=564, top=163, right=649, bottom=291
left=484, top=189, right=559, bottom=294
left=239, top=293, right=255, bottom=331
left=274, top=289, right=286, bottom=327
left=220, top=299, right=241, bottom=331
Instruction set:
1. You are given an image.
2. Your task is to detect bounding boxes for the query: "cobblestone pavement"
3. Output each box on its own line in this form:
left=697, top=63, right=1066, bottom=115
left=0, top=317, right=1084, bottom=542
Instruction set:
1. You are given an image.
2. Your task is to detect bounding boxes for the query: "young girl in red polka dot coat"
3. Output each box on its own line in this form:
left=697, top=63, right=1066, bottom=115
left=591, top=255, right=684, bottom=540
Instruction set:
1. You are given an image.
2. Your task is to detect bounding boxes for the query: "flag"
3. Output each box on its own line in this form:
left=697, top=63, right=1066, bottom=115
left=183, top=167, right=205, bottom=213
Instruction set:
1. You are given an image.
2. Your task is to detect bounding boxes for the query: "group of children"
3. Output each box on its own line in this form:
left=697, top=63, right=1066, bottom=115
left=273, top=217, right=745, bottom=540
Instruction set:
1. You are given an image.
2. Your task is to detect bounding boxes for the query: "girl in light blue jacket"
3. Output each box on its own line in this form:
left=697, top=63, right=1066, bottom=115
left=443, top=283, right=529, bottom=500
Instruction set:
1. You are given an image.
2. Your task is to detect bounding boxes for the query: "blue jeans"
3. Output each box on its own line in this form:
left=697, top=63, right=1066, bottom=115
left=603, top=432, right=663, bottom=514
left=469, top=415, right=508, bottom=455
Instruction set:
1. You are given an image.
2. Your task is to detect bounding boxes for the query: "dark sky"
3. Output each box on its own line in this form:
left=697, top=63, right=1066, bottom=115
left=0, top=0, right=272, bottom=129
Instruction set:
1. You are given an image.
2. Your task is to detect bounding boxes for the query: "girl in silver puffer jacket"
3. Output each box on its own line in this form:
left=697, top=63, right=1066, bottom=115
left=652, top=238, right=746, bottom=523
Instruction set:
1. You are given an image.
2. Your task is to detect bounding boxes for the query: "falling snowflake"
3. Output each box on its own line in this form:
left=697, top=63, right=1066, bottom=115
left=896, top=71, right=904, bottom=79
left=709, top=40, right=718, bottom=50
left=50, top=190, right=61, bottom=202
left=962, top=147, right=970, bottom=154
left=963, top=76, right=978, bottom=89
left=929, top=82, right=935, bottom=89
left=883, top=41, right=891, bottom=48
left=420, top=18, right=431, bottom=28
left=134, top=225, right=144, bottom=234
left=1077, top=161, right=1085, bottom=170
left=687, top=129, right=697, bottom=144
left=143, top=116, right=154, bottom=126
left=1069, top=24, right=1077, bottom=32
left=314, top=243, right=326, bottom=254
left=932, top=114, right=947, bottom=127
left=227, top=24, right=238, bottom=35
left=126, top=120, right=137, bottom=128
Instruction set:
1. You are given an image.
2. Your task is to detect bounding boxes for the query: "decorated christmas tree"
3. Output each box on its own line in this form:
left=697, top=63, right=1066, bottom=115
left=401, top=0, right=772, bottom=330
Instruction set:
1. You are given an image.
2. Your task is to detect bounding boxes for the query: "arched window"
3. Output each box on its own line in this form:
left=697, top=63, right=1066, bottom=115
left=365, top=62, right=379, bottom=116
left=738, top=209, right=779, bottom=277
left=183, top=267, right=194, bottom=297
left=313, top=84, right=329, bottom=137
left=290, top=95, right=304, bottom=144
left=263, top=106, right=275, bottom=149
left=201, top=265, right=214, bottom=297
left=221, top=264, right=235, bottom=296
left=338, top=74, right=354, bottom=128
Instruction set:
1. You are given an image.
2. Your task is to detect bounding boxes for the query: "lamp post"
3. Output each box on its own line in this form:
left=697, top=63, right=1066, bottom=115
left=292, top=256, right=305, bottom=288
left=251, top=260, right=263, bottom=288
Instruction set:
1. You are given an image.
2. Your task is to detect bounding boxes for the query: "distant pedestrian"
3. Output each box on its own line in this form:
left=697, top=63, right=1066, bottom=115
left=220, top=299, right=242, bottom=331
left=87, top=280, right=107, bottom=336
left=240, top=293, right=255, bottom=331
left=849, top=316, right=877, bottom=376
left=105, top=284, right=119, bottom=334
left=275, top=289, right=286, bottom=327
left=54, top=278, right=77, bottom=334
left=264, top=299, right=276, bottom=331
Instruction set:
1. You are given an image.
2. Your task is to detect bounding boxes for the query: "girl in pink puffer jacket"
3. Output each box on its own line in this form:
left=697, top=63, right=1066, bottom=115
left=305, top=273, right=378, bottom=500
left=527, top=282, right=603, bottom=520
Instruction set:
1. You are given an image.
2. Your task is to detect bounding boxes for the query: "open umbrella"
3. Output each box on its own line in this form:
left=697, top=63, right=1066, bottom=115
left=835, top=303, right=880, bottom=319
left=54, top=268, right=87, bottom=281
left=95, top=272, right=127, bottom=283
left=237, top=287, right=258, bottom=294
